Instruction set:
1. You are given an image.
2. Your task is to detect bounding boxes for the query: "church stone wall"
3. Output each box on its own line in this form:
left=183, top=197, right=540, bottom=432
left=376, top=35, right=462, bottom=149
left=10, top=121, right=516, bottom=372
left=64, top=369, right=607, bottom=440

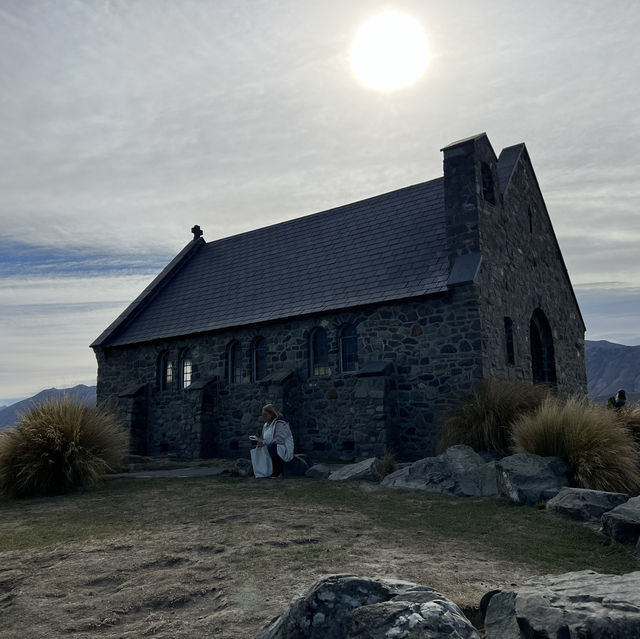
left=441, top=134, right=586, bottom=397
left=95, top=290, right=484, bottom=462
left=474, top=150, right=587, bottom=395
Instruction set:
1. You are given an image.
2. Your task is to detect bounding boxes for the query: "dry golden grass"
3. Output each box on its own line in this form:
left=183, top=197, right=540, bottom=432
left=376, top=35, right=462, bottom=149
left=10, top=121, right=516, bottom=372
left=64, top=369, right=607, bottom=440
left=0, top=397, right=128, bottom=498
left=511, top=396, right=640, bottom=494
left=0, top=475, right=636, bottom=638
left=437, top=379, right=551, bottom=454
left=622, top=404, right=640, bottom=448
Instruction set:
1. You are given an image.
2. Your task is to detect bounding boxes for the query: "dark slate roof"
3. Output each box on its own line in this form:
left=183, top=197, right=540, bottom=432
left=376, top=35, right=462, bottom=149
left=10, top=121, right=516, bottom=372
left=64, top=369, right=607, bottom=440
left=497, top=143, right=525, bottom=194
left=93, top=177, right=449, bottom=348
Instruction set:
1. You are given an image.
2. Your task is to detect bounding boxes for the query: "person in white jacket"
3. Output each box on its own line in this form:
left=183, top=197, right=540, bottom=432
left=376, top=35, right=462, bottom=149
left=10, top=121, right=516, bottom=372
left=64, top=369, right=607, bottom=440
left=256, top=403, right=294, bottom=477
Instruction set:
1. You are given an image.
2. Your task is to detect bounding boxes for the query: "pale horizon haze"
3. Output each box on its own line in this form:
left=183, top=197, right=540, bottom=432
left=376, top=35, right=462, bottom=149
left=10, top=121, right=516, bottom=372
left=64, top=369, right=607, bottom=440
left=1, top=1, right=639, bottom=406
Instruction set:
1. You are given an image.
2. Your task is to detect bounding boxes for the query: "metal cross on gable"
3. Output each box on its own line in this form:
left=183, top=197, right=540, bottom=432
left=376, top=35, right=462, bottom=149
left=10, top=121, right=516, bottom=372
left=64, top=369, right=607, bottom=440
left=191, top=224, right=203, bottom=239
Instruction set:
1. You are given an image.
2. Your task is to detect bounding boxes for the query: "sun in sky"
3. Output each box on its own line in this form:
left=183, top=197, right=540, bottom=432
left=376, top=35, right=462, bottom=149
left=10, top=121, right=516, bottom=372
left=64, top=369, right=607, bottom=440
left=350, top=11, right=429, bottom=91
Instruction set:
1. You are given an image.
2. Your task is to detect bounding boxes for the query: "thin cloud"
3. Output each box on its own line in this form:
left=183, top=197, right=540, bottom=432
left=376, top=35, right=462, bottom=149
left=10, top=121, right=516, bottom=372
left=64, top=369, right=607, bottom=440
left=1, top=1, right=639, bottom=402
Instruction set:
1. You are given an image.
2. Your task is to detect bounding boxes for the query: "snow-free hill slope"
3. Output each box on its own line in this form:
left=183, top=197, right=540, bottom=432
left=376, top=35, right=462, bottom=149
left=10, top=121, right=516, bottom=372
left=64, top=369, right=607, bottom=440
left=585, top=340, right=640, bottom=402
left=0, top=384, right=96, bottom=430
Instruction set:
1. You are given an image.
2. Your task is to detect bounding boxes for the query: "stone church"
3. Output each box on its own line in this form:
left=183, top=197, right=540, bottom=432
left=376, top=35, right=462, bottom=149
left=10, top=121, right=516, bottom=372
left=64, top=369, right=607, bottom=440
left=92, top=133, right=587, bottom=462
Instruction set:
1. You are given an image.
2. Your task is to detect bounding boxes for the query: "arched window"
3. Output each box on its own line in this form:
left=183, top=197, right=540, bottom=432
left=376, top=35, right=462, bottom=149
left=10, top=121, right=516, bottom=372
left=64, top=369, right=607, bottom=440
left=310, top=327, right=330, bottom=376
left=251, top=337, right=267, bottom=382
left=226, top=341, right=242, bottom=385
left=504, top=317, right=515, bottom=365
left=530, top=309, right=556, bottom=386
left=157, top=352, right=174, bottom=391
left=180, top=348, right=193, bottom=389
left=339, top=324, right=358, bottom=373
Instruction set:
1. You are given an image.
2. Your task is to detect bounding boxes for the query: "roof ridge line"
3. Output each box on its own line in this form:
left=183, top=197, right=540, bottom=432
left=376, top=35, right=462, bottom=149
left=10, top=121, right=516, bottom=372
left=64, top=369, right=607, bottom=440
left=206, top=177, right=444, bottom=247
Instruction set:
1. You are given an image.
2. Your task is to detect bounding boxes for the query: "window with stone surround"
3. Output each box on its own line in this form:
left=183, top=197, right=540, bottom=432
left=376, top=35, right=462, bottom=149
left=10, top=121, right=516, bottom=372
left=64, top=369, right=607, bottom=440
left=180, top=348, right=193, bottom=389
left=251, top=337, right=267, bottom=382
left=339, top=324, right=358, bottom=373
left=158, top=352, right=174, bottom=391
left=226, top=340, right=242, bottom=384
left=504, top=316, right=515, bottom=365
left=310, top=327, right=330, bottom=376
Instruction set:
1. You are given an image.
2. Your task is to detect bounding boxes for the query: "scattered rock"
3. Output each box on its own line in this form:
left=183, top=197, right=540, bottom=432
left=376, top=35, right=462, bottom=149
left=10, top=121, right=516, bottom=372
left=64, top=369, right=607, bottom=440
left=484, top=570, right=640, bottom=638
left=306, top=464, right=342, bottom=479
left=232, top=458, right=253, bottom=477
left=601, top=496, right=640, bottom=544
left=328, top=458, right=383, bottom=482
left=256, top=574, right=480, bottom=639
left=546, top=487, right=629, bottom=522
left=381, top=445, right=498, bottom=497
left=496, top=453, right=568, bottom=505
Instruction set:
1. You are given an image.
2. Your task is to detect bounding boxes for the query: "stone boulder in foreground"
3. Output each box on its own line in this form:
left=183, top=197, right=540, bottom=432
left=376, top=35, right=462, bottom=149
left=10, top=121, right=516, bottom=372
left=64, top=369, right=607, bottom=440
left=256, top=574, right=479, bottom=639
left=484, top=570, right=640, bottom=638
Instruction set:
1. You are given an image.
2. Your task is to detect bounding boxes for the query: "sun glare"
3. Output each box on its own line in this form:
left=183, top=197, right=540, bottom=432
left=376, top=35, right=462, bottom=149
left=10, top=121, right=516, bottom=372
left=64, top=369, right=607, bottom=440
left=351, top=11, right=429, bottom=91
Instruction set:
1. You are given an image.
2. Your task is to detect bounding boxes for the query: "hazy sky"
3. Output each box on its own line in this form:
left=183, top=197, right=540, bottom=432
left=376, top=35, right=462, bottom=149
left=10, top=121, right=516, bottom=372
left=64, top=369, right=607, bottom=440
left=1, top=0, right=639, bottom=405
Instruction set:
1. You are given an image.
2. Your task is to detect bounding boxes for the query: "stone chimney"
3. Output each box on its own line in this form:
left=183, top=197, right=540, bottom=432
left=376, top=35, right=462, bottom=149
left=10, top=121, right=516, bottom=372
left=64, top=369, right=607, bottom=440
left=441, top=133, right=499, bottom=271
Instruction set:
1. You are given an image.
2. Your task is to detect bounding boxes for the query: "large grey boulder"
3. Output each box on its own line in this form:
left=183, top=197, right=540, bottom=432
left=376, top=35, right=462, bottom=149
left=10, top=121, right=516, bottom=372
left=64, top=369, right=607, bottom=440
left=257, top=574, right=480, bottom=639
left=546, top=487, right=629, bottom=522
left=328, top=458, right=383, bottom=482
left=496, top=453, right=568, bottom=505
left=306, top=463, right=341, bottom=479
left=484, top=570, right=640, bottom=638
left=381, top=445, right=498, bottom=497
left=601, top=495, right=640, bottom=543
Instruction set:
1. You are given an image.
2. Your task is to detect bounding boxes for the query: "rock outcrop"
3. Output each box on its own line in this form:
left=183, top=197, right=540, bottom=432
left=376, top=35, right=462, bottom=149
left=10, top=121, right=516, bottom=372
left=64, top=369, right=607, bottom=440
left=381, top=445, right=498, bottom=497
left=601, top=496, right=640, bottom=544
left=546, top=487, right=629, bottom=522
left=256, top=574, right=480, bottom=639
left=328, top=458, right=383, bottom=483
left=305, top=463, right=346, bottom=479
left=484, top=570, right=640, bottom=638
left=495, top=453, right=568, bottom=505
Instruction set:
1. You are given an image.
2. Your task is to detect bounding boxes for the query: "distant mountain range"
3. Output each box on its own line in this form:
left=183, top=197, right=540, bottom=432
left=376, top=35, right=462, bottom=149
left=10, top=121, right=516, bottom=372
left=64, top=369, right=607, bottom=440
left=0, top=384, right=96, bottom=430
left=0, top=341, right=637, bottom=430
left=584, top=340, right=640, bottom=404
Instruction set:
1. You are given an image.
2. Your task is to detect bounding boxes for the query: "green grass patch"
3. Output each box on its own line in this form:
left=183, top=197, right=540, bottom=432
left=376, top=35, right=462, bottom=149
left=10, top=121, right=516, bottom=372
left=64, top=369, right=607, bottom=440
left=0, top=475, right=635, bottom=577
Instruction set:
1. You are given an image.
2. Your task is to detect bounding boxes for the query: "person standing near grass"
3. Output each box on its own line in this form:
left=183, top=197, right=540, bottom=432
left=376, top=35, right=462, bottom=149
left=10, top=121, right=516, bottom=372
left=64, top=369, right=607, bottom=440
left=255, top=404, right=294, bottom=477
left=613, top=389, right=627, bottom=411
left=607, top=389, right=627, bottom=411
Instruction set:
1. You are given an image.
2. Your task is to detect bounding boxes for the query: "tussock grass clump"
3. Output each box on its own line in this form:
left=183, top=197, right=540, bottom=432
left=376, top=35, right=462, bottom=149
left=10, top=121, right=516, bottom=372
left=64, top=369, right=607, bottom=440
left=0, top=398, right=128, bottom=498
left=622, top=404, right=640, bottom=448
left=437, top=379, right=551, bottom=455
left=512, top=396, right=640, bottom=494
left=382, top=449, right=397, bottom=476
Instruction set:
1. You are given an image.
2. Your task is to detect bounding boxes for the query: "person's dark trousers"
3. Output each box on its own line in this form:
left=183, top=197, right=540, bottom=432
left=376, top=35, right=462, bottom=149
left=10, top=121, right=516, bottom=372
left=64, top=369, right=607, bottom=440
left=267, top=442, right=285, bottom=477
